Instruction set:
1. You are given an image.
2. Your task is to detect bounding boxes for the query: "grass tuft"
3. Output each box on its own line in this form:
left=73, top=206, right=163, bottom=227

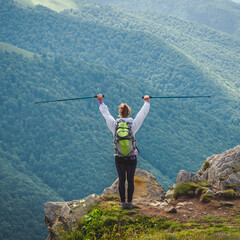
left=200, top=193, right=214, bottom=203
left=233, top=168, right=240, bottom=173
left=222, top=189, right=237, bottom=199
left=202, top=161, right=210, bottom=171
left=173, top=182, right=198, bottom=199
left=102, top=194, right=121, bottom=202
left=225, top=184, right=237, bottom=191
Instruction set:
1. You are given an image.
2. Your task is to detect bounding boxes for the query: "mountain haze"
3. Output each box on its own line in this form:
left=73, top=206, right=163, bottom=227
left=1, top=1, right=240, bottom=239
left=2, top=1, right=240, bottom=120
left=87, top=0, right=240, bottom=38
left=14, top=0, right=78, bottom=12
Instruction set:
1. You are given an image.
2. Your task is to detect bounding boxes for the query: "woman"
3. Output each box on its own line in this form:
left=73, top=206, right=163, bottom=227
left=97, top=94, right=150, bottom=209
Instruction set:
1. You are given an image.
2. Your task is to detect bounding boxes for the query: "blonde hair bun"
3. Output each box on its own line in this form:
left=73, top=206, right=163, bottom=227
left=118, top=103, right=131, bottom=118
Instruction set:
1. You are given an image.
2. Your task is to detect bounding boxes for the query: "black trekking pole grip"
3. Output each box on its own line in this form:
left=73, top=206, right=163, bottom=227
left=94, top=94, right=104, bottom=98
left=142, top=96, right=152, bottom=99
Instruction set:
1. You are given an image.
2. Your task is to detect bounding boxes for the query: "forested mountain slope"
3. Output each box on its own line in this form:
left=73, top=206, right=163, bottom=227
left=0, top=1, right=240, bottom=239
left=62, top=2, right=240, bottom=122
left=1, top=1, right=240, bottom=123
left=87, top=0, right=240, bottom=38
left=0, top=147, right=63, bottom=240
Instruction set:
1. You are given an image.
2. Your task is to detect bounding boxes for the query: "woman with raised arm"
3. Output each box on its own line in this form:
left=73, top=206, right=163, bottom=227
left=97, top=94, right=150, bottom=209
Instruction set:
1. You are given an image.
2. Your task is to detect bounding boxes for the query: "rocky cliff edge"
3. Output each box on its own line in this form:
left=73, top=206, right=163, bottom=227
left=44, top=145, right=240, bottom=240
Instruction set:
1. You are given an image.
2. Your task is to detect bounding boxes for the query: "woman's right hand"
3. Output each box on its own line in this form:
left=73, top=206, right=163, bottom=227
left=97, top=94, right=103, bottom=101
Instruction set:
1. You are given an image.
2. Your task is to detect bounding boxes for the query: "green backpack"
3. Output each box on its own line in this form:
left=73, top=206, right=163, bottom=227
left=114, top=120, right=137, bottom=157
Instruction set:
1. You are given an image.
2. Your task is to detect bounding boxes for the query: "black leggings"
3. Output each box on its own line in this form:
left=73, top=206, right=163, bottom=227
left=115, top=155, right=137, bottom=203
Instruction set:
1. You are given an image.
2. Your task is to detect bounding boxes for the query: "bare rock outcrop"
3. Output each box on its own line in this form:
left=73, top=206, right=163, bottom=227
left=171, top=145, right=240, bottom=197
left=176, top=170, right=203, bottom=184
left=200, top=145, right=240, bottom=192
left=45, top=194, right=100, bottom=240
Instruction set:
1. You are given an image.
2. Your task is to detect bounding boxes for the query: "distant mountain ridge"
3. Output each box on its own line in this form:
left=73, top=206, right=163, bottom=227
left=87, top=0, right=240, bottom=38
left=0, top=41, right=36, bottom=58
left=14, top=0, right=78, bottom=12
left=13, top=0, right=240, bottom=38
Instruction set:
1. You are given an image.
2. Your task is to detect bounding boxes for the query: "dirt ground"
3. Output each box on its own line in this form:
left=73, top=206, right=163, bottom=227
left=137, top=197, right=240, bottom=223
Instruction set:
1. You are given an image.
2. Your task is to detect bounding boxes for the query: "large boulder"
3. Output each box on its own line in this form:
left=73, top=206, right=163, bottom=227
left=103, top=168, right=166, bottom=202
left=200, top=145, right=240, bottom=192
left=44, top=194, right=100, bottom=240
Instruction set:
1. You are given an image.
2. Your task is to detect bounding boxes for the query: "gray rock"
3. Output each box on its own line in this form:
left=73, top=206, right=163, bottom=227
left=220, top=202, right=235, bottom=207
left=164, top=206, right=177, bottom=213
left=45, top=194, right=100, bottom=240
left=205, top=189, right=214, bottom=195
left=165, top=189, right=175, bottom=201
left=215, top=191, right=224, bottom=198
left=200, top=145, right=240, bottom=192
left=221, top=172, right=240, bottom=192
left=176, top=170, right=203, bottom=184
left=176, top=201, right=194, bottom=208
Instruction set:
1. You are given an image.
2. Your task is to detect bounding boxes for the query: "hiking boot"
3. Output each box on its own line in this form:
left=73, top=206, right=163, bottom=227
left=120, top=202, right=128, bottom=209
left=127, top=202, right=134, bottom=209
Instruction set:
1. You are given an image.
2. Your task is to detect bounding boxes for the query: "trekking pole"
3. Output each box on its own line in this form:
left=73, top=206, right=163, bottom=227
left=142, top=95, right=211, bottom=99
left=35, top=95, right=104, bottom=104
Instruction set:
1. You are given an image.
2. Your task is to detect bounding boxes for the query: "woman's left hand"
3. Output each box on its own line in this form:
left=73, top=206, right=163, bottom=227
left=97, top=94, right=103, bottom=101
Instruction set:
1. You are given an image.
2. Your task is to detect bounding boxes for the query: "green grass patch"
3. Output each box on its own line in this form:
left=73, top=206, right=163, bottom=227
left=60, top=201, right=240, bottom=240
left=61, top=202, right=175, bottom=240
